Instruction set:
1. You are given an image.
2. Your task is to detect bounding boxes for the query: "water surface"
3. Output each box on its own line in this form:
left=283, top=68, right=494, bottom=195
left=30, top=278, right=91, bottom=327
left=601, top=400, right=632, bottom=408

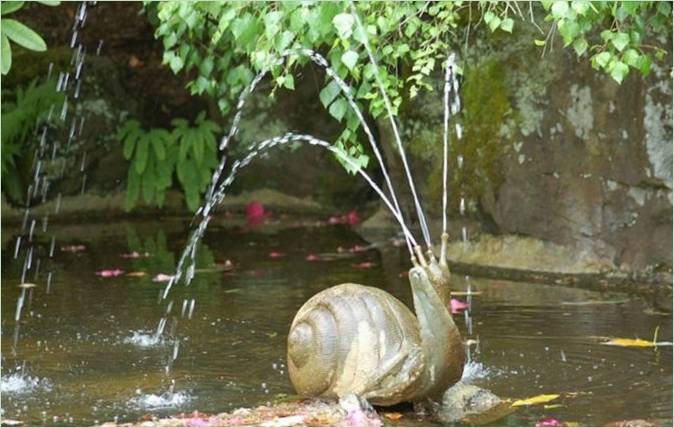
left=1, top=217, right=671, bottom=426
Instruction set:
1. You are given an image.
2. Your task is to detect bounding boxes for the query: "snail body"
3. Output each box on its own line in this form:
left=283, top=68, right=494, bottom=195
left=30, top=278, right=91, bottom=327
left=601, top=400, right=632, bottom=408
left=287, top=234, right=464, bottom=406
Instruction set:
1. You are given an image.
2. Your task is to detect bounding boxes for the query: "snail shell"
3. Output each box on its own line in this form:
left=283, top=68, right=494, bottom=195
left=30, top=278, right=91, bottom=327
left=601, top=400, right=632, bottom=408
left=287, top=283, right=426, bottom=406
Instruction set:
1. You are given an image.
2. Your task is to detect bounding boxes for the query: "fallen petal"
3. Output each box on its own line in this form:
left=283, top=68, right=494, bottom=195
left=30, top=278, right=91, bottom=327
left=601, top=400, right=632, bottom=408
left=512, top=394, right=560, bottom=407
left=95, top=269, right=125, bottom=278
left=152, top=273, right=174, bottom=282
left=305, top=253, right=320, bottom=261
left=120, top=251, right=150, bottom=259
left=61, top=244, right=86, bottom=253
left=536, top=418, right=564, bottom=427
left=269, top=252, right=285, bottom=258
left=352, top=262, right=375, bottom=269
left=451, top=298, right=469, bottom=314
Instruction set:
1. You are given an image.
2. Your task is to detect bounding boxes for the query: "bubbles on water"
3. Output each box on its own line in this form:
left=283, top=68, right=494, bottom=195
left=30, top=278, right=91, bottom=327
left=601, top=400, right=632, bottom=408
left=129, top=390, right=190, bottom=409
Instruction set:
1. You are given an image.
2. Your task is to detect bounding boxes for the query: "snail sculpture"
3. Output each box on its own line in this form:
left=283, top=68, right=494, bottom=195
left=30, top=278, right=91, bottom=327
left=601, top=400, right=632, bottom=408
left=287, top=233, right=464, bottom=406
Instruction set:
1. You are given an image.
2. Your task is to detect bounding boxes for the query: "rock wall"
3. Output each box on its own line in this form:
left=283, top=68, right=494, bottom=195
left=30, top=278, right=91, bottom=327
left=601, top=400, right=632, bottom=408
left=402, top=25, right=672, bottom=274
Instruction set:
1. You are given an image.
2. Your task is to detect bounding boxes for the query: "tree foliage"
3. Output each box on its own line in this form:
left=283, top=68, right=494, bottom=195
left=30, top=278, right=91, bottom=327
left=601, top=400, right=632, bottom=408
left=150, top=1, right=671, bottom=161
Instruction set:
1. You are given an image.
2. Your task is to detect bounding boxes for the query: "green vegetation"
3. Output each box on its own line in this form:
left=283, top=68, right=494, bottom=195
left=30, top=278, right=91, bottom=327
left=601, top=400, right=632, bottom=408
left=118, top=112, right=221, bottom=211
left=1, top=78, right=64, bottom=202
left=1, top=1, right=60, bottom=75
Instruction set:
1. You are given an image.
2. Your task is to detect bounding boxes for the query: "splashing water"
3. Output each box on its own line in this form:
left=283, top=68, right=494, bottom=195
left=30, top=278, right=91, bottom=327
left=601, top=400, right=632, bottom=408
left=128, top=391, right=191, bottom=409
left=0, top=373, right=52, bottom=395
left=122, top=331, right=166, bottom=348
left=461, top=361, right=491, bottom=382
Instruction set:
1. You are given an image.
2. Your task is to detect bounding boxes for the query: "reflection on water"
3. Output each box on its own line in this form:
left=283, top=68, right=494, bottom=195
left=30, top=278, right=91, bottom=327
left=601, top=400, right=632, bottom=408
left=1, top=218, right=672, bottom=426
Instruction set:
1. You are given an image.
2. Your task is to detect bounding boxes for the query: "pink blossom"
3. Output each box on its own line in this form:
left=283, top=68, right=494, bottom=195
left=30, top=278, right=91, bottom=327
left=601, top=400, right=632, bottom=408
left=536, top=418, right=564, bottom=427
left=269, top=251, right=285, bottom=258
left=305, top=253, right=320, bottom=261
left=450, top=298, right=469, bottom=314
left=95, top=269, right=125, bottom=278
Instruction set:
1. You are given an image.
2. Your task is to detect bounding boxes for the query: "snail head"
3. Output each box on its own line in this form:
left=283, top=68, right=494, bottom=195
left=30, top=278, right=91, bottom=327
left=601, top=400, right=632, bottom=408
left=410, top=232, right=452, bottom=306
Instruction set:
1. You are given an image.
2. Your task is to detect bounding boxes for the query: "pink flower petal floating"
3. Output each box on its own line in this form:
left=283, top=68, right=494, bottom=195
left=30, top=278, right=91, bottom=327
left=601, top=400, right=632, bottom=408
left=353, top=262, right=376, bottom=269
left=345, top=210, right=360, bottom=226
left=152, top=273, right=174, bottom=282
left=120, top=251, right=149, bottom=259
left=95, top=269, right=125, bottom=278
left=305, top=253, right=320, bottom=261
left=536, top=418, right=564, bottom=427
left=61, top=244, right=86, bottom=253
left=269, top=251, right=285, bottom=258
left=246, top=201, right=270, bottom=226
left=327, top=210, right=361, bottom=226
left=450, top=298, right=469, bottom=314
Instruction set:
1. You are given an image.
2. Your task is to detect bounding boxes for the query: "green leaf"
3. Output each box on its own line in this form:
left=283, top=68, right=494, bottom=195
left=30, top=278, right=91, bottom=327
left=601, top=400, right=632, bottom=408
left=572, top=37, right=588, bottom=56
left=611, top=32, right=630, bottom=52
left=2, top=19, right=47, bottom=51
left=341, top=50, right=358, bottom=70
left=328, top=97, right=347, bottom=122
left=557, top=19, right=579, bottom=46
left=534, top=39, right=546, bottom=46
left=151, top=136, right=166, bottom=160
left=500, top=17, right=514, bottom=33
left=551, top=1, right=570, bottom=19
left=123, top=135, right=136, bottom=159
left=135, top=136, right=150, bottom=174
left=609, top=60, right=629, bottom=84
left=483, top=11, right=501, bottom=32
left=319, top=80, right=340, bottom=108
left=35, top=1, right=60, bottom=6
left=275, top=30, right=295, bottom=52
left=332, top=12, right=354, bottom=39
left=593, top=51, right=612, bottom=69
left=571, top=0, right=589, bottom=15
left=636, top=54, right=651, bottom=76
left=142, top=162, right=156, bottom=204
left=1, top=34, right=11, bottom=75
left=622, top=49, right=640, bottom=67
left=169, top=54, right=183, bottom=73
left=283, top=74, right=295, bottom=90
left=1, top=2, right=24, bottom=15
left=126, top=169, right=141, bottom=211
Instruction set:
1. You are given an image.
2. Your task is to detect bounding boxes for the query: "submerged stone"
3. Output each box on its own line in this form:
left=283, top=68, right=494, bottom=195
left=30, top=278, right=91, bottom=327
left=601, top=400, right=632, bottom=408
left=436, top=381, right=513, bottom=425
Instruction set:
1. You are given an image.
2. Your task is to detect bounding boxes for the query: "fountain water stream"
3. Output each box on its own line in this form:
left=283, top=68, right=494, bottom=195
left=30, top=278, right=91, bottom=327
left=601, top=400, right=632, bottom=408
left=9, top=0, right=99, bottom=359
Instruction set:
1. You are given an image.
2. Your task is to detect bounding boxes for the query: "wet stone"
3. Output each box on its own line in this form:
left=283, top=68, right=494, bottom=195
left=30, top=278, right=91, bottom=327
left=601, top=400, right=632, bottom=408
left=435, top=381, right=513, bottom=425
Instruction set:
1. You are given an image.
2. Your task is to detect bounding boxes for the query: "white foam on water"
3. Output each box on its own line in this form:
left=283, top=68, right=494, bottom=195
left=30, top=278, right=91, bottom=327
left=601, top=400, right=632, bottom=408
left=129, top=391, right=190, bottom=409
left=461, top=361, right=490, bottom=382
left=0, top=373, right=51, bottom=394
left=122, top=330, right=164, bottom=348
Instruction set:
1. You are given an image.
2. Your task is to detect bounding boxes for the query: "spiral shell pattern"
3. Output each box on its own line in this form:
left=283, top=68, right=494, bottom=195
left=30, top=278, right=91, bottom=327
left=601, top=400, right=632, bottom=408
left=287, top=283, right=425, bottom=405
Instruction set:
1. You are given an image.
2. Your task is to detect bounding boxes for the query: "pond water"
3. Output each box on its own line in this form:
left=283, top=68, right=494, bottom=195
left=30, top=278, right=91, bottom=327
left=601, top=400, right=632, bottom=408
left=1, top=216, right=672, bottom=426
